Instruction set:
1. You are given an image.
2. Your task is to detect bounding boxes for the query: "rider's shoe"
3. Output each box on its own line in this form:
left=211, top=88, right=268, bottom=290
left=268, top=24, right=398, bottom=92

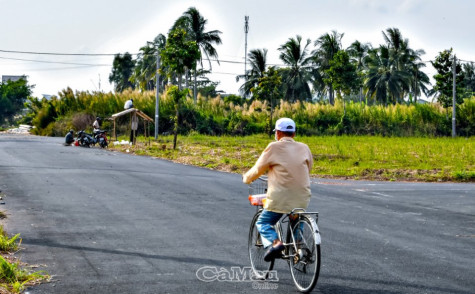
left=264, top=243, right=285, bottom=262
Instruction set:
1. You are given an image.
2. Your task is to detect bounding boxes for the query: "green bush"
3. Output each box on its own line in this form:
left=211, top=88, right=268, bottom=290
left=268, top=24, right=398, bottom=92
left=25, top=88, right=475, bottom=137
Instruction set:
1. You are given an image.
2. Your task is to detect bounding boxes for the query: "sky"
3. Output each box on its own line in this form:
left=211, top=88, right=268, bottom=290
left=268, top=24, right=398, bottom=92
left=0, top=0, right=474, bottom=98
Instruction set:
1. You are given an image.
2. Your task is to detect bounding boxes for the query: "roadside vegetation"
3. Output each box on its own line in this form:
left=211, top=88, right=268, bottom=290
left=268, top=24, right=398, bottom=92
left=110, top=134, right=474, bottom=182
left=19, top=88, right=475, bottom=138
left=0, top=226, right=49, bottom=293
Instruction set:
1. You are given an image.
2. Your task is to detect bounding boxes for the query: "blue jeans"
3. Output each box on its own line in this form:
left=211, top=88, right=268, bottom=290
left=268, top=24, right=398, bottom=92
left=256, top=209, right=283, bottom=248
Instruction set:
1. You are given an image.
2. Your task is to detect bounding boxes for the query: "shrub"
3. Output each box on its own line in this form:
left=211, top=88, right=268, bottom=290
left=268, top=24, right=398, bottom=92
left=25, top=89, right=475, bottom=137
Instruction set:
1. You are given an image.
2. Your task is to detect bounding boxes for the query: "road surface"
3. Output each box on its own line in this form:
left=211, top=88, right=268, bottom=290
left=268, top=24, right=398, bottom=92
left=0, top=134, right=473, bottom=293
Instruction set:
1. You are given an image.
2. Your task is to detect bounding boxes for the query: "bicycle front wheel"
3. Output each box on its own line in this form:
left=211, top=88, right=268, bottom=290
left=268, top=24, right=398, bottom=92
left=248, top=210, right=274, bottom=280
left=288, top=215, right=321, bottom=293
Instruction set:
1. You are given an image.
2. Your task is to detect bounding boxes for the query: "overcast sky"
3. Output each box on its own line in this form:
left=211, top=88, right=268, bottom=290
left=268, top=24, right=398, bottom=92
left=1, top=0, right=474, bottom=98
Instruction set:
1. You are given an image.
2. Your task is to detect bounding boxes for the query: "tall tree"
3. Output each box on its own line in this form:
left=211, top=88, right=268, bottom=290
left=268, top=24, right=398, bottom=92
left=161, top=29, right=201, bottom=91
left=365, top=46, right=411, bottom=105
left=382, top=28, right=405, bottom=69
left=109, top=52, right=136, bottom=92
left=347, top=40, right=371, bottom=103
left=278, top=35, right=313, bottom=102
left=131, top=34, right=166, bottom=91
left=0, top=78, right=32, bottom=124
left=462, top=62, right=475, bottom=96
left=381, top=27, right=431, bottom=103
left=313, top=30, right=344, bottom=105
left=324, top=51, right=359, bottom=101
left=251, top=66, right=282, bottom=137
left=171, top=7, right=222, bottom=102
left=406, top=50, right=431, bottom=103
left=431, top=48, right=464, bottom=108
left=161, top=28, right=200, bottom=149
left=236, top=48, right=268, bottom=97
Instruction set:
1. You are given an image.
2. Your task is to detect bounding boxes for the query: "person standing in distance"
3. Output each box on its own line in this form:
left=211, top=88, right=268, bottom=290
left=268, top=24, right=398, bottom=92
left=92, top=117, right=101, bottom=133
left=243, top=118, right=313, bottom=262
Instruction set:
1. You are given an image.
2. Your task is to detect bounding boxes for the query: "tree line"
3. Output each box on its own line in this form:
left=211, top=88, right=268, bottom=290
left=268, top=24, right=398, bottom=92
left=109, top=7, right=475, bottom=110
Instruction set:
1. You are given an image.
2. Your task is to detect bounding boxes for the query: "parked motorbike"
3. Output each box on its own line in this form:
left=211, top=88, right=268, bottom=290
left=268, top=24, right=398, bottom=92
left=93, top=130, right=109, bottom=148
left=76, top=130, right=108, bottom=148
left=76, top=130, right=94, bottom=147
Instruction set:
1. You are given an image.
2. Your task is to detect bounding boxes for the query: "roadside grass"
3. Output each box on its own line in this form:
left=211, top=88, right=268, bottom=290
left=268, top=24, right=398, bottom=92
left=110, top=134, right=474, bottom=182
left=0, top=255, right=49, bottom=294
left=0, top=227, right=20, bottom=253
left=0, top=225, right=50, bottom=293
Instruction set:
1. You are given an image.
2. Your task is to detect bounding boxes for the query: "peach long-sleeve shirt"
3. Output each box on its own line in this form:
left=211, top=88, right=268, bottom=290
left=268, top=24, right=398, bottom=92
left=243, top=137, right=313, bottom=213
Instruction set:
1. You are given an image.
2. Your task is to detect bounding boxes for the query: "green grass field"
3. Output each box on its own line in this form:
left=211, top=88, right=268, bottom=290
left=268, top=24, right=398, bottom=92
left=111, top=134, right=474, bottom=182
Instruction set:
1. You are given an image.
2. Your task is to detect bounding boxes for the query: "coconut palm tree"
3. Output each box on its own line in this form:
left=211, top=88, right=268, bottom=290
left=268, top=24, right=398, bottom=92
left=278, top=35, right=314, bottom=102
left=130, top=34, right=166, bottom=91
left=381, top=28, right=431, bottom=103
left=313, top=30, right=344, bottom=105
left=365, top=46, right=411, bottom=105
left=462, top=62, right=475, bottom=95
left=171, top=7, right=222, bottom=102
left=236, top=48, right=268, bottom=97
left=347, top=40, right=372, bottom=103
left=401, top=46, right=431, bottom=103
left=383, top=28, right=404, bottom=65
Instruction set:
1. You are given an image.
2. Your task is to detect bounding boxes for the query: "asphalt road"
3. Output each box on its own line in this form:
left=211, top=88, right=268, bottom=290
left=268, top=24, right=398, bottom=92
left=0, top=134, right=474, bottom=294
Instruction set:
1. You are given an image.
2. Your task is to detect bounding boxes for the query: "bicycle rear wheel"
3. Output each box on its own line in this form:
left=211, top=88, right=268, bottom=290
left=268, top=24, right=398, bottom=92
left=248, top=210, right=274, bottom=279
left=288, top=215, right=321, bottom=293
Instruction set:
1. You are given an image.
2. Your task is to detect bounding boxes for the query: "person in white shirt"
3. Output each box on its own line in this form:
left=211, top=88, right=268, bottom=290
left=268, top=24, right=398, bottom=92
left=92, top=117, right=101, bottom=133
left=124, top=99, right=134, bottom=109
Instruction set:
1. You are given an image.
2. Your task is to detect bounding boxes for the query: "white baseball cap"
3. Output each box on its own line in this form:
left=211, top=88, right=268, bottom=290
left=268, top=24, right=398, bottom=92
left=273, top=118, right=296, bottom=132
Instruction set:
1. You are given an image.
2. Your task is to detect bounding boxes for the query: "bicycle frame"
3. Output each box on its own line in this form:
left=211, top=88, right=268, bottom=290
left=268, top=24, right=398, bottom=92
left=254, top=207, right=321, bottom=260
left=277, top=211, right=320, bottom=260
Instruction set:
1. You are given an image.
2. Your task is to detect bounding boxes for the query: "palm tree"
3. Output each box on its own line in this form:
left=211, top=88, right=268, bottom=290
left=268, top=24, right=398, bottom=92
left=130, top=34, right=166, bottom=91
left=171, top=7, right=222, bottom=102
left=462, top=62, right=475, bottom=95
left=402, top=46, right=430, bottom=103
left=278, top=35, right=313, bottom=102
left=347, top=40, right=372, bottom=103
left=313, top=30, right=344, bottom=105
left=409, top=59, right=431, bottom=103
left=382, top=27, right=431, bottom=103
left=365, top=46, right=411, bottom=105
left=236, top=48, right=268, bottom=97
left=383, top=28, right=404, bottom=64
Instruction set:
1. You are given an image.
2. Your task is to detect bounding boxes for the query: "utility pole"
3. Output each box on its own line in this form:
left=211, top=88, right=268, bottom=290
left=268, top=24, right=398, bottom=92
left=98, top=74, right=101, bottom=91
left=244, top=16, right=249, bottom=81
left=155, top=47, right=161, bottom=139
left=452, top=55, right=457, bottom=138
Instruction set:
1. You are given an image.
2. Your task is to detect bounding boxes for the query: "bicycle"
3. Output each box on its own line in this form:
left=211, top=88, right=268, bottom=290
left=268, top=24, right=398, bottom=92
left=248, top=177, right=321, bottom=293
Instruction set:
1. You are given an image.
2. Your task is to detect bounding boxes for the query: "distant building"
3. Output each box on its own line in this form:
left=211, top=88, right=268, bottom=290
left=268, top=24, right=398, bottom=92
left=2, top=75, right=26, bottom=83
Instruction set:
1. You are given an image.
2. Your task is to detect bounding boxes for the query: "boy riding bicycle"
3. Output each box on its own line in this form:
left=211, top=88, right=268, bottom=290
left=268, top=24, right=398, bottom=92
left=243, top=118, right=313, bottom=262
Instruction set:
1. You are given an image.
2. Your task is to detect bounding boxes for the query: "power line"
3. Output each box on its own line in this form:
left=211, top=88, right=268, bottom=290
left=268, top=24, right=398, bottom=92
left=0, top=48, right=287, bottom=66
left=0, top=49, right=118, bottom=56
left=0, top=56, right=109, bottom=66
left=26, top=65, right=102, bottom=72
left=1, top=49, right=473, bottom=72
